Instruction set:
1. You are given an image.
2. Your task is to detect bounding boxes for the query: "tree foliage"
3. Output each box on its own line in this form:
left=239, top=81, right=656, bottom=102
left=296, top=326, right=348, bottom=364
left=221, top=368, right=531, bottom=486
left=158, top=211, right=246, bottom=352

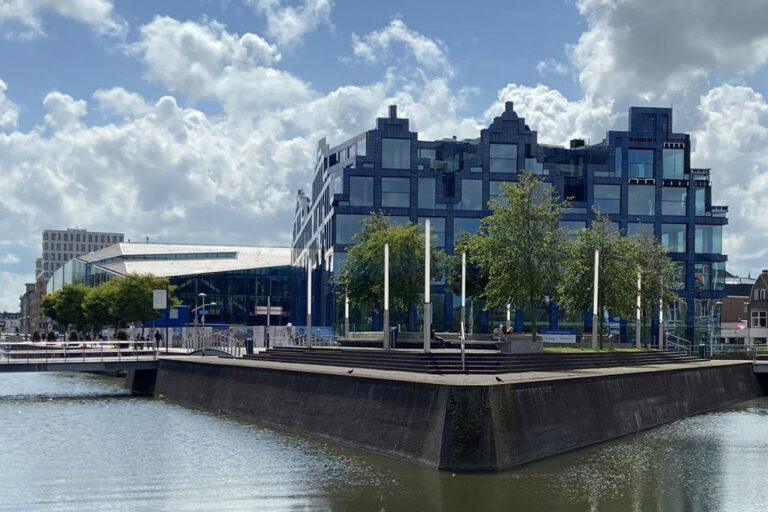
left=631, top=230, right=680, bottom=322
left=464, top=173, right=568, bottom=340
left=82, top=279, right=121, bottom=329
left=331, top=212, right=445, bottom=312
left=446, top=233, right=488, bottom=299
left=41, top=284, right=89, bottom=329
left=110, top=274, right=177, bottom=333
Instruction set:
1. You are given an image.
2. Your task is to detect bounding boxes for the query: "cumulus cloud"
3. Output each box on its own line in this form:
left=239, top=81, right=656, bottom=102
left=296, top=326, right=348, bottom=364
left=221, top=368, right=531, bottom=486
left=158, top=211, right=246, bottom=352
left=0, top=270, right=27, bottom=312
left=43, top=91, right=87, bottom=130
left=0, top=0, right=127, bottom=39
left=570, top=0, right=768, bottom=105
left=93, top=87, right=150, bottom=119
left=0, top=253, right=20, bottom=264
left=131, top=16, right=310, bottom=117
left=536, top=59, right=568, bottom=77
left=246, top=0, right=333, bottom=47
left=352, top=19, right=453, bottom=77
left=0, top=78, right=19, bottom=128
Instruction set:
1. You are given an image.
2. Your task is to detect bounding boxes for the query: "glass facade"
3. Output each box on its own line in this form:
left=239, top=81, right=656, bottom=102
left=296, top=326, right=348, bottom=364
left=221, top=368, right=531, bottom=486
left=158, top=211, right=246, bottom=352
left=418, top=178, right=436, bottom=208
left=694, top=262, right=725, bottom=290
left=489, top=181, right=509, bottom=207
left=349, top=177, right=373, bottom=207
left=628, top=149, right=653, bottom=178
left=335, top=214, right=369, bottom=244
left=628, top=185, right=655, bottom=215
left=382, top=177, right=410, bottom=207
left=382, top=138, right=410, bottom=169
left=458, top=180, right=482, bottom=210
left=695, top=225, right=722, bottom=253
left=418, top=218, right=446, bottom=247
left=593, top=184, right=620, bottom=214
left=663, top=149, right=684, bottom=178
left=490, top=143, right=517, bottom=173
left=661, top=187, right=686, bottom=216
left=453, top=218, right=481, bottom=241
left=660, top=224, right=686, bottom=252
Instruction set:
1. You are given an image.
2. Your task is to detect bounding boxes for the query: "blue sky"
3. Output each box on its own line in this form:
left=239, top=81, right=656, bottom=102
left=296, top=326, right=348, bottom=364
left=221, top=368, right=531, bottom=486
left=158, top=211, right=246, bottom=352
left=1, top=0, right=768, bottom=310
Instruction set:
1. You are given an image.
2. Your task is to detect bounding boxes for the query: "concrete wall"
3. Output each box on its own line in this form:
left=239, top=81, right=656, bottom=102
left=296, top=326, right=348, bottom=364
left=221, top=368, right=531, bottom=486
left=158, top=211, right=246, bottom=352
left=153, top=359, right=763, bottom=471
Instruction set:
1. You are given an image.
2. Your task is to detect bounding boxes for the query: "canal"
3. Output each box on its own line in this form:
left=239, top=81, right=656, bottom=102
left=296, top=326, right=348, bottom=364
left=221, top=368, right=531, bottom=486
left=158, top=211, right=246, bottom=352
left=1, top=372, right=767, bottom=511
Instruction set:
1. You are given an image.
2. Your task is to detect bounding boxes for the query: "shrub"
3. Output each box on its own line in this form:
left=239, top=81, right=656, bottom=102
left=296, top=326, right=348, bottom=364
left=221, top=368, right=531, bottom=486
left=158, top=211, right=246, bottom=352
left=46, top=331, right=57, bottom=342
left=69, top=330, right=79, bottom=341
left=116, top=330, right=128, bottom=341
left=32, top=331, right=41, bottom=342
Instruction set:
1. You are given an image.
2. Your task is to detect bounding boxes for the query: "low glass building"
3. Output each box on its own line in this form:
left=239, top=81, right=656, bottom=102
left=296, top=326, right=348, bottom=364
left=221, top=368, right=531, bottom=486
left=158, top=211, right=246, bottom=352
left=47, top=243, right=292, bottom=327
left=292, top=103, right=728, bottom=343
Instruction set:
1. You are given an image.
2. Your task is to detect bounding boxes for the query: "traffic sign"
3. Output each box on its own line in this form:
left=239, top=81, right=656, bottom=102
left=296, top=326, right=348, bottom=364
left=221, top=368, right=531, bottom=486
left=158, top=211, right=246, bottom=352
left=255, top=306, right=283, bottom=315
left=152, top=289, right=167, bottom=309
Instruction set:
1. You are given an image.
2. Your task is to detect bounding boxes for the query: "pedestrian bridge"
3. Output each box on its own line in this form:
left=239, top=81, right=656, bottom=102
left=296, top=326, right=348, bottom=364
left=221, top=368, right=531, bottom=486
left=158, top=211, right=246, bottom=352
left=0, top=341, right=159, bottom=373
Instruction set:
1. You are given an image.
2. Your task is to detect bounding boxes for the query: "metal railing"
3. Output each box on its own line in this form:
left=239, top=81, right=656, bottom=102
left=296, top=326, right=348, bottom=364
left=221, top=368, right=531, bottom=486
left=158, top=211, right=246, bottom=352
left=0, top=339, right=158, bottom=365
left=665, top=332, right=693, bottom=355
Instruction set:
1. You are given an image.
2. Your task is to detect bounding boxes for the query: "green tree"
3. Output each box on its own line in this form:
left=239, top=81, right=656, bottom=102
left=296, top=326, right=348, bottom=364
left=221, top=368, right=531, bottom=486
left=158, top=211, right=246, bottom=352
left=111, top=274, right=177, bottom=336
left=557, top=212, right=639, bottom=346
left=465, top=173, right=568, bottom=341
left=41, top=284, right=89, bottom=331
left=446, top=233, right=488, bottom=299
left=83, top=279, right=121, bottom=331
left=631, top=231, right=680, bottom=343
left=331, top=212, right=444, bottom=318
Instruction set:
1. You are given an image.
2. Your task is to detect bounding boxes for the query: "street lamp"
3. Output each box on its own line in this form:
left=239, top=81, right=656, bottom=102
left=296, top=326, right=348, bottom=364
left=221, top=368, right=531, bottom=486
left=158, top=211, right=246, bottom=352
left=709, top=300, right=723, bottom=357
left=192, top=292, right=217, bottom=353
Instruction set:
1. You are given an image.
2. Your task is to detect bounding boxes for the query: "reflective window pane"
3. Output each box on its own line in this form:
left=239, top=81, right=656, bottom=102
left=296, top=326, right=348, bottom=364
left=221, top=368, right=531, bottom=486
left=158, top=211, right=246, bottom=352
left=594, top=184, right=620, bottom=214
left=489, top=181, right=509, bottom=207
left=349, top=177, right=373, bottom=207
left=458, top=180, right=482, bottom=210
left=382, top=177, right=410, bottom=208
left=490, top=143, right=517, bottom=173
left=661, top=224, right=686, bottom=252
left=382, top=138, right=411, bottom=169
left=661, top=187, right=687, bottom=216
left=418, top=217, right=446, bottom=247
left=335, top=214, right=369, bottom=244
left=418, top=178, right=436, bottom=209
left=626, top=223, right=652, bottom=236
left=695, top=225, right=722, bottom=253
left=628, top=149, right=654, bottom=178
left=628, top=185, right=655, bottom=215
left=453, top=217, right=481, bottom=240
left=663, top=148, right=684, bottom=178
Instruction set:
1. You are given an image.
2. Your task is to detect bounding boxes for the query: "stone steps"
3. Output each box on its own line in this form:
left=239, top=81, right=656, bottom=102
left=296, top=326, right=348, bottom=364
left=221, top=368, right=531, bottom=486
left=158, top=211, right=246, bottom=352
left=244, top=348, right=702, bottom=374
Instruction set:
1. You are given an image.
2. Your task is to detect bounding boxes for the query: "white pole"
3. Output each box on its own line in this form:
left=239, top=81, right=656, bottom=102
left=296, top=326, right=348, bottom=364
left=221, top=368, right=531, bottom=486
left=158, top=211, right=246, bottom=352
left=591, top=248, right=599, bottom=350
left=306, top=260, right=312, bottom=348
left=461, top=251, right=466, bottom=372
left=424, top=219, right=431, bottom=353
left=344, top=294, right=350, bottom=338
left=636, top=273, right=642, bottom=349
left=506, top=303, right=511, bottom=332
left=659, top=298, right=664, bottom=350
left=383, top=243, right=390, bottom=349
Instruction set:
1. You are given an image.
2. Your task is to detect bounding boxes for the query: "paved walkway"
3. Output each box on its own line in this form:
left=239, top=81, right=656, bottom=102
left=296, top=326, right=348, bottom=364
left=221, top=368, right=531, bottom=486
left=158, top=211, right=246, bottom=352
left=161, top=355, right=751, bottom=387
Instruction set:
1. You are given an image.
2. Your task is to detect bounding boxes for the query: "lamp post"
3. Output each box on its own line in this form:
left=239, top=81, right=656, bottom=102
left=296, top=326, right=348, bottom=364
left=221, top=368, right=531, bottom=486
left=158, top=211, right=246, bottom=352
left=461, top=251, right=466, bottom=372
left=383, top=243, right=389, bottom=349
left=710, top=300, right=722, bottom=357
left=636, top=273, right=642, bottom=349
left=591, top=249, right=599, bottom=350
left=423, top=219, right=431, bottom=353
left=192, top=292, right=216, bottom=354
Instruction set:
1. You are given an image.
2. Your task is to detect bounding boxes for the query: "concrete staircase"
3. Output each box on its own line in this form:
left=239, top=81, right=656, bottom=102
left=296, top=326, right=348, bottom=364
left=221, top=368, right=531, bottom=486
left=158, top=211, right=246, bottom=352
left=243, top=347, right=703, bottom=375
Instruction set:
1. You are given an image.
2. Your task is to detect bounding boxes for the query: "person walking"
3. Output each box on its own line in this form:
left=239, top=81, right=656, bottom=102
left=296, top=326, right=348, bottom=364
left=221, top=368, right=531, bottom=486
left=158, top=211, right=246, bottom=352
left=154, top=330, right=162, bottom=348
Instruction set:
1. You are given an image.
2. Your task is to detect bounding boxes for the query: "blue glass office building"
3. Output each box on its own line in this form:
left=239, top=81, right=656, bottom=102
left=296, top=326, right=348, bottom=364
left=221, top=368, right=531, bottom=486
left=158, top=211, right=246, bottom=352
left=292, top=103, right=727, bottom=343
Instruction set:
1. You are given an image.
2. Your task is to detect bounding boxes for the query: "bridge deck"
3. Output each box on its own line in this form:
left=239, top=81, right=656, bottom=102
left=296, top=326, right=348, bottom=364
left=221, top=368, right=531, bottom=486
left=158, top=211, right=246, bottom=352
left=0, top=357, right=158, bottom=372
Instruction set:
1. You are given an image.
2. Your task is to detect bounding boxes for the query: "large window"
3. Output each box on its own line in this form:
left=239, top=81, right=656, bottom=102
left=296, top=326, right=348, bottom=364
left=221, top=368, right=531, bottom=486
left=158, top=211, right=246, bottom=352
left=593, top=184, right=620, bottom=214
left=453, top=217, right=481, bottom=241
left=418, top=148, right=436, bottom=170
left=382, top=177, right=410, bottom=207
left=695, top=187, right=708, bottom=215
left=628, top=185, right=655, bottom=215
left=661, top=224, right=686, bottom=252
left=489, top=181, right=508, bottom=207
left=663, top=148, right=684, bottom=178
left=490, top=143, right=517, bottom=173
left=349, top=176, right=373, bottom=207
left=694, top=262, right=725, bottom=290
left=458, top=180, right=482, bottom=210
left=628, top=149, right=654, bottom=178
left=661, top=187, right=687, bottom=216
left=695, top=225, right=722, bottom=253
left=752, top=311, right=767, bottom=328
left=614, top=149, right=622, bottom=176
left=418, top=178, right=436, bottom=209
left=382, top=138, right=411, bottom=169
left=626, top=223, right=652, bottom=236
left=418, top=217, right=446, bottom=247
left=356, top=137, right=366, bottom=157
left=561, top=221, right=585, bottom=240
left=335, top=214, right=369, bottom=244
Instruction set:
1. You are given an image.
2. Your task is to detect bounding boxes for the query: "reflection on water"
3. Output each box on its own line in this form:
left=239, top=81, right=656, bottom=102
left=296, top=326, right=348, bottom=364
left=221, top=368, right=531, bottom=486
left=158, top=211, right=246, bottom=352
left=1, top=372, right=767, bottom=511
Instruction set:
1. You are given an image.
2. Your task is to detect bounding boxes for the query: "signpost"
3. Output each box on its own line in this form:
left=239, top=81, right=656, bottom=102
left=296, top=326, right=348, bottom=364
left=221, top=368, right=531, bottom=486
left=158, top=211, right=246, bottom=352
left=153, top=289, right=168, bottom=353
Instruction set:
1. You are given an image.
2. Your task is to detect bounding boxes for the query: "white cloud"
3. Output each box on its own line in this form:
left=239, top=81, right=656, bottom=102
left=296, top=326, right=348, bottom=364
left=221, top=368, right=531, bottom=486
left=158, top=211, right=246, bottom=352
left=131, top=16, right=310, bottom=117
left=246, top=0, right=332, bottom=47
left=0, top=0, right=127, bottom=39
left=570, top=0, right=768, bottom=105
left=351, top=19, right=452, bottom=77
left=0, top=77, right=19, bottom=128
left=43, top=91, right=87, bottom=130
left=0, top=253, right=20, bottom=264
left=536, top=59, right=568, bottom=77
left=0, top=270, right=27, bottom=311
left=93, top=87, right=150, bottom=119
